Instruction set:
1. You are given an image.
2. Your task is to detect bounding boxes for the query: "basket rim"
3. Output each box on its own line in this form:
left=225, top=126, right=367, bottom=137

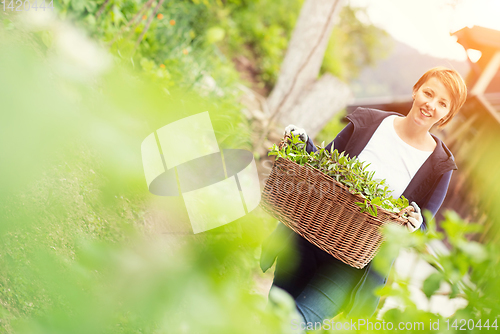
left=273, top=156, right=408, bottom=226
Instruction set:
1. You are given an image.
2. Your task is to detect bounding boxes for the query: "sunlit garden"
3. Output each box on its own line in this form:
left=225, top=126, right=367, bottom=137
left=1, top=0, right=500, bottom=333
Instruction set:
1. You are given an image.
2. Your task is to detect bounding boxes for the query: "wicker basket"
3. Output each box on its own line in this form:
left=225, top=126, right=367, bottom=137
left=260, top=147, right=412, bottom=269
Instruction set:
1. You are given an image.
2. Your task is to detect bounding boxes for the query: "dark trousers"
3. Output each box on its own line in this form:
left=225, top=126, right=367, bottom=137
left=271, top=233, right=364, bottom=324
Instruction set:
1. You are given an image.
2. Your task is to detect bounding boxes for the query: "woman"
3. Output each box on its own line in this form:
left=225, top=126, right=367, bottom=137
left=260, top=67, right=468, bottom=325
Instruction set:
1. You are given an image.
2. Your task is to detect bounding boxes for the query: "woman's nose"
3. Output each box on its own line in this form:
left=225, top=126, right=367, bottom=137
left=426, top=100, right=436, bottom=111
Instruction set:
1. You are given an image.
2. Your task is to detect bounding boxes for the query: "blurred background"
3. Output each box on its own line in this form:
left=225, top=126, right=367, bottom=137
left=1, top=0, right=500, bottom=333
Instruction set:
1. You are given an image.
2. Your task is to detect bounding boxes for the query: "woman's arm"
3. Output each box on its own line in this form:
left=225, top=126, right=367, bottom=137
left=305, top=122, right=354, bottom=154
left=419, top=169, right=453, bottom=231
left=305, top=137, right=318, bottom=153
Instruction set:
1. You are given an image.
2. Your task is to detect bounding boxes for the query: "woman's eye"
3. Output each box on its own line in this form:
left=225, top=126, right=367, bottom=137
left=440, top=102, right=447, bottom=108
left=424, top=91, right=431, bottom=97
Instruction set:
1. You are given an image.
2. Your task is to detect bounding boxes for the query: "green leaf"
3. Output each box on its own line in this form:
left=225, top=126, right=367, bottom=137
left=41, top=31, right=54, bottom=48
left=457, top=240, right=488, bottom=263
left=449, top=283, right=460, bottom=298
left=367, top=205, right=377, bottom=217
left=71, top=0, right=86, bottom=13
left=206, top=27, right=226, bottom=44
left=423, top=272, right=442, bottom=299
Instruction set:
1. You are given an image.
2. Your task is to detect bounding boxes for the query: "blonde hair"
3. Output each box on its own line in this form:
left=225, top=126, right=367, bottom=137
left=413, top=67, right=468, bottom=128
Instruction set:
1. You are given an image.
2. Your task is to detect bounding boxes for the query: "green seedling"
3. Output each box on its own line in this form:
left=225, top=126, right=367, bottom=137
left=269, top=134, right=409, bottom=216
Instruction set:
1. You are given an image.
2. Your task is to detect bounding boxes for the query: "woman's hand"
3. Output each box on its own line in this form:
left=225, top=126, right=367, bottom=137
left=284, top=124, right=308, bottom=142
left=407, top=201, right=423, bottom=232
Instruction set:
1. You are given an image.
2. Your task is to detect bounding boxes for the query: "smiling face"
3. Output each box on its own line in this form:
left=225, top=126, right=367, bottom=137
left=409, top=76, right=453, bottom=130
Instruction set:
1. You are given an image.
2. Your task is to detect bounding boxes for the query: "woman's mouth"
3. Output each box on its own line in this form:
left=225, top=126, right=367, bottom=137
left=420, top=108, right=432, bottom=117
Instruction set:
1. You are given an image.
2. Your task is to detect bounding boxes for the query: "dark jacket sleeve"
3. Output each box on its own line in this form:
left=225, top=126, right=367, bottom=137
left=305, top=122, right=354, bottom=155
left=419, top=169, right=453, bottom=231
left=305, top=137, right=318, bottom=153
left=325, top=122, right=354, bottom=154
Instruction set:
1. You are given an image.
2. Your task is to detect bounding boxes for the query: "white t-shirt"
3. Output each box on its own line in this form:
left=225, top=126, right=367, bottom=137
left=357, top=115, right=433, bottom=198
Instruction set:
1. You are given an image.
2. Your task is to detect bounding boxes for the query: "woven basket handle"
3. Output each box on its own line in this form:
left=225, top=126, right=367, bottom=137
left=398, top=205, right=415, bottom=218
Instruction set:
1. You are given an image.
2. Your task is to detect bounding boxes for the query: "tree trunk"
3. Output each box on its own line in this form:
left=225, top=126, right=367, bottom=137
left=266, top=0, right=351, bottom=139
left=286, top=73, right=350, bottom=137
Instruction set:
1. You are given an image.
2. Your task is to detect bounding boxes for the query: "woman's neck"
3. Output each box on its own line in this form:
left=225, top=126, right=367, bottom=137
left=393, top=116, right=436, bottom=151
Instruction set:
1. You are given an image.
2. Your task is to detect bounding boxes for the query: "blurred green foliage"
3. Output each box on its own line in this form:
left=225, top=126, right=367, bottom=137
left=220, top=0, right=304, bottom=87
left=3, top=1, right=497, bottom=334
left=357, top=210, right=500, bottom=334
left=0, top=15, right=286, bottom=333
left=321, top=5, right=392, bottom=81
left=55, top=0, right=390, bottom=91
